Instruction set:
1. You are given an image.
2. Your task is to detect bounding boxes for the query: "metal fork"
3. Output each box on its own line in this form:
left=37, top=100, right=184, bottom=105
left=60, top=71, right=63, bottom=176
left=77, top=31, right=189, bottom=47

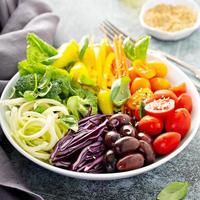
left=100, top=20, right=200, bottom=90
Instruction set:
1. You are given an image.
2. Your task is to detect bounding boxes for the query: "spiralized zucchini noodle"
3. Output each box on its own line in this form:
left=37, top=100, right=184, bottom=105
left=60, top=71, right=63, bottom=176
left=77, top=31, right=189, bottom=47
left=0, top=98, right=69, bottom=160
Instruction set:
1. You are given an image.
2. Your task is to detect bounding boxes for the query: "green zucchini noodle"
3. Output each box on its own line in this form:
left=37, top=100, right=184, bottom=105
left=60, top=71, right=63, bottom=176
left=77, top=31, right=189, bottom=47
left=0, top=98, right=70, bottom=160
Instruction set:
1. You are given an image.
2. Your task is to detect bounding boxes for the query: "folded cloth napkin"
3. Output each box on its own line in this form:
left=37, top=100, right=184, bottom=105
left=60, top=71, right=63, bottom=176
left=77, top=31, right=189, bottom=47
left=0, top=0, right=59, bottom=199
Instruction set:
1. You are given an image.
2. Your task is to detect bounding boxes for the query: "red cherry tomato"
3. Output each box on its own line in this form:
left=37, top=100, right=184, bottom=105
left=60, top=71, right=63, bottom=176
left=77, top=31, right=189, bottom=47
left=176, top=93, right=192, bottom=113
left=145, top=98, right=175, bottom=118
left=138, top=115, right=163, bottom=136
left=153, top=132, right=181, bottom=155
left=153, top=90, right=178, bottom=103
left=170, top=83, right=187, bottom=97
left=165, top=108, right=191, bottom=138
left=134, top=106, right=141, bottom=121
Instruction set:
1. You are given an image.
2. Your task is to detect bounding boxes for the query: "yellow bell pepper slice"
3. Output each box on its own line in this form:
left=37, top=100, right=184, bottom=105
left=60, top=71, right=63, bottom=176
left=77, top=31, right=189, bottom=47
left=96, top=39, right=107, bottom=89
left=97, top=89, right=113, bottom=114
left=104, top=52, right=115, bottom=88
left=69, top=62, right=89, bottom=81
left=53, top=40, right=79, bottom=68
left=82, top=47, right=97, bottom=82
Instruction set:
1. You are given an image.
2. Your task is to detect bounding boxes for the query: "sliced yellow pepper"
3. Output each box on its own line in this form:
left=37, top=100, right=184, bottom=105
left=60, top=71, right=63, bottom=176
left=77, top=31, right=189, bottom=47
left=69, top=62, right=89, bottom=81
left=97, top=89, right=113, bottom=114
left=104, top=52, right=115, bottom=88
left=96, top=39, right=107, bottom=89
left=82, top=47, right=97, bottom=82
left=53, top=40, right=79, bottom=68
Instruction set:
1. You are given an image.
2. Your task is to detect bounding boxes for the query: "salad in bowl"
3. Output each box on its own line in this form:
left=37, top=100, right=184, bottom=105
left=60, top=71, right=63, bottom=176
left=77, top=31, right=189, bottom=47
left=0, top=33, right=199, bottom=180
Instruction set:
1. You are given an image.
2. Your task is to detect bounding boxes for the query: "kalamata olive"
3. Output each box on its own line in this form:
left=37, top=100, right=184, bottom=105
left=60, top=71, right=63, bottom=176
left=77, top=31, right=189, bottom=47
left=120, top=125, right=136, bottom=137
left=137, top=132, right=152, bottom=144
left=104, top=131, right=121, bottom=148
left=139, top=140, right=156, bottom=164
left=117, top=153, right=144, bottom=171
left=104, top=150, right=116, bottom=164
left=104, top=150, right=117, bottom=173
left=108, top=113, right=131, bottom=128
left=114, top=136, right=140, bottom=155
left=105, top=164, right=116, bottom=173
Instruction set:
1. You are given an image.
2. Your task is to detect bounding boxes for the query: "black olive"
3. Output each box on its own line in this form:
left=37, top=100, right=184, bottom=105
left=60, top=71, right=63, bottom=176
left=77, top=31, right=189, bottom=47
left=108, top=113, right=131, bottom=129
left=104, top=131, right=121, bottom=148
left=120, top=125, right=137, bottom=137
left=104, top=150, right=117, bottom=173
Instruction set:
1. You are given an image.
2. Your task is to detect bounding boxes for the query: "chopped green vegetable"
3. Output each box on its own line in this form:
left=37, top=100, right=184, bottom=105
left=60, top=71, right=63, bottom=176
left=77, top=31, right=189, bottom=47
left=44, top=80, right=62, bottom=101
left=23, top=91, right=38, bottom=101
left=15, top=74, right=37, bottom=95
left=157, top=182, right=189, bottom=200
left=79, top=35, right=89, bottom=60
left=123, top=37, right=135, bottom=61
left=139, top=101, right=145, bottom=118
left=124, top=36, right=150, bottom=61
left=60, top=115, right=78, bottom=132
left=34, top=105, right=46, bottom=113
left=135, top=36, right=150, bottom=61
left=27, top=33, right=57, bottom=64
left=38, top=83, right=53, bottom=97
left=111, top=76, right=131, bottom=107
left=67, top=91, right=97, bottom=120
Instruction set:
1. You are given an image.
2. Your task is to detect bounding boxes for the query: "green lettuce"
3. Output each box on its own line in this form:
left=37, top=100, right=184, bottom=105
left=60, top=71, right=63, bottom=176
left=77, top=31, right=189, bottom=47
left=124, top=35, right=150, bottom=61
left=111, top=76, right=131, bottom=107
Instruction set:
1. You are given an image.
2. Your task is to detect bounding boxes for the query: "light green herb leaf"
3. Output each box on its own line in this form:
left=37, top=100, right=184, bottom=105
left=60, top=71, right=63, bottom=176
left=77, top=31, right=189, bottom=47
left=123, top=35, right=150, bottom=61
left=111, top=76, right=131, bottom=107
left=157, top=182, right=189, bottom=200
left=123, top=37, right=135, bottom=61
left=60, top=115, right=78, bottom=132
left=134, top=35, right=150, bottom=61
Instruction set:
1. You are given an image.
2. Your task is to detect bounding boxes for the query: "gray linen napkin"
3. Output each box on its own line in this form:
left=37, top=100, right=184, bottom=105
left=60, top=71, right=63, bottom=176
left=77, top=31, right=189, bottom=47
left=0, top=0, right=59, bottom=199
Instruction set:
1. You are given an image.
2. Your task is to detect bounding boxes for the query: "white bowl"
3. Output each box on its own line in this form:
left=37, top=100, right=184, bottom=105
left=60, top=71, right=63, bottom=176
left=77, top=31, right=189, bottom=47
left=139, top=0, right=200, bottom=41
left=0, top=52, right=200, bottom=180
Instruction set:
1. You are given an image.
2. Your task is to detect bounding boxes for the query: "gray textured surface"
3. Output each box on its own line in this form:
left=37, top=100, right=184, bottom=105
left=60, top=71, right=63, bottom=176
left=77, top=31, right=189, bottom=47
left=2, top=0, right=200, bottom=199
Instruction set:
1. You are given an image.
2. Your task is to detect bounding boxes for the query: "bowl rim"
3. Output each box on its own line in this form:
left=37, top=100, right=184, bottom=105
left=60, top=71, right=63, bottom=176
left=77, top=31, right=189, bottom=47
left=139, top=0, right=200, bottom=36
left=0, top=52, right=200, bottom=180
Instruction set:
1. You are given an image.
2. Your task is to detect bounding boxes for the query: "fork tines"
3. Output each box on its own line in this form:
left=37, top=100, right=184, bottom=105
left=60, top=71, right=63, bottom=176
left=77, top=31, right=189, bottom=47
left=100, top=20, right=134, bottom=43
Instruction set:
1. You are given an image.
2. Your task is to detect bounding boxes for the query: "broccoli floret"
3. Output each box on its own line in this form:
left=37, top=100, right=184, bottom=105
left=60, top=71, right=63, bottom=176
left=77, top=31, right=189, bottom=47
left=44, top=80, right=62, bottom=101
left=15, top=74, right=38, bottom=97
left=66, top=91, right=97, bottom=120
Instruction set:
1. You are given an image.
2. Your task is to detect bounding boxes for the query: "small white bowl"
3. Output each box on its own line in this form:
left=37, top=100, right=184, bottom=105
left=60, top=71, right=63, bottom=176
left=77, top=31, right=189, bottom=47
left=0, top=52, right=200, bottom=180
left=140, top=0, right=200, bottom=41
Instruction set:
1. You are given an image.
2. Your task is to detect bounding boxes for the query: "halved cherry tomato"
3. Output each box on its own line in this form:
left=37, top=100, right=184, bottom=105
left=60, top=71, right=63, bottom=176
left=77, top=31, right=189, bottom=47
left=165, top=108, right=191, bottom=138
left=153, top=132, right=181, bottom=155
left=170, top=83, right=187, bottom=97
left=147, top=61, right=168, bottom=77
left=133, top=60, right=156, bottom=79
left=153, top=90, right=178, bottom=103
left=128, top=67, right=138, bottom=80
left=150, top=77, right=171, bottom=91
left=145, top=98, right=175, bottom=118
left=176, top=93, right=192, bottom=113
left=138, top=115, right=163, bottom=136
left=134, top=106, right=141, bottom=121
left=131, top=77, right=151, bottom=93
left=126, top=88, right=153, bottom=110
